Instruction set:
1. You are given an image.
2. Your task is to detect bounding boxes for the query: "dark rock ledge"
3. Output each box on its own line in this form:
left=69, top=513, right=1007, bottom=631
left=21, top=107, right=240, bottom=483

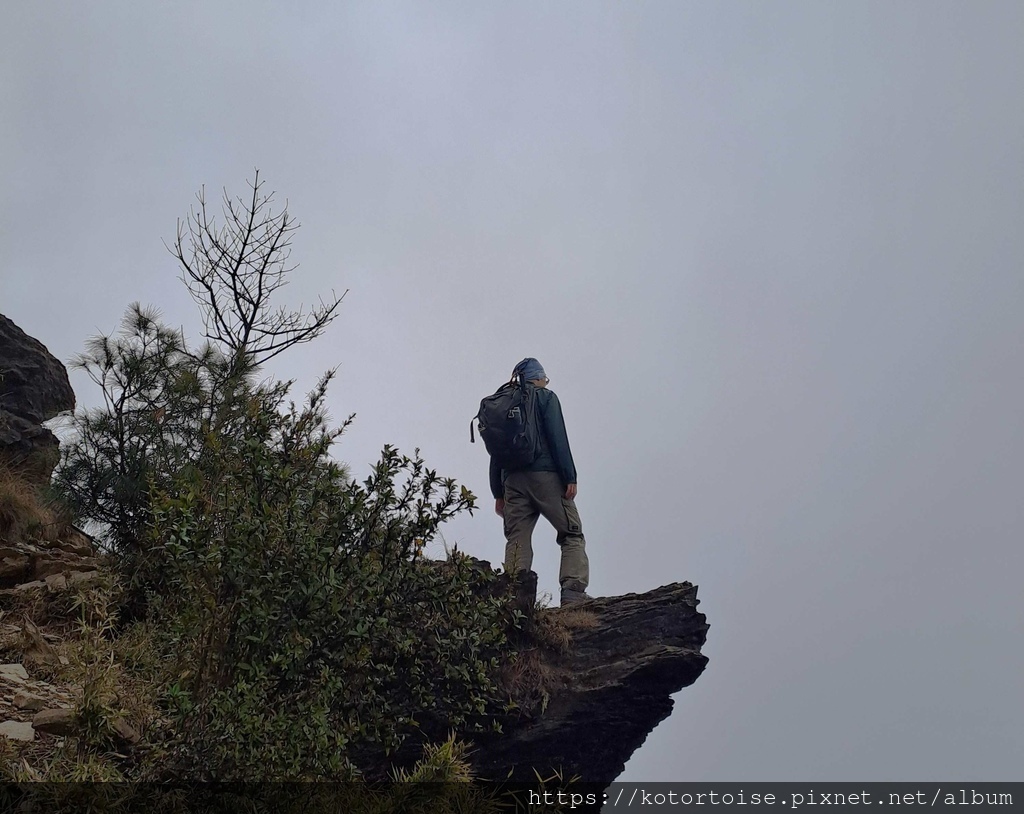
left=471, top=581, right=709, bottom=788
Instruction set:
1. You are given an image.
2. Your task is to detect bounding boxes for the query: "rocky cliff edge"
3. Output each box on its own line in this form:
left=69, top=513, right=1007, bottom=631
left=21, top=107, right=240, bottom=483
left=471, top=581, right=708, bottom=787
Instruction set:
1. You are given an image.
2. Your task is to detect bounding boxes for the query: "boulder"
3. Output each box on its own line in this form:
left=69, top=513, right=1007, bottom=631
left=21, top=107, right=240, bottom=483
left=21, top=616, right=59, bottom=666
left=32, top=707, right=76, bottom=737
left=13, top=691, right=46, bottom=712
left=0, top=313, right=75, bottom=484
left=0, top=663, right=29, bottom=681
left=0, top=314, right=75, bottom=425
left=0, top=720, right=35, bottom=741
left=112, top=716, right=143, bottom=747
left=44, top=573, right=67, bottom=591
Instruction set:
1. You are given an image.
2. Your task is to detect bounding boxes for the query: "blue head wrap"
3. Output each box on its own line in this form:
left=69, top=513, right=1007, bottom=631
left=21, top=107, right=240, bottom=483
left=514, top=357, right=546, bottom=381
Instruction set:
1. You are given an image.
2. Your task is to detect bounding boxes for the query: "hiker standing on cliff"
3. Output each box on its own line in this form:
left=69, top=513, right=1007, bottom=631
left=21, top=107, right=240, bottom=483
left=487, top=358, right=592, bottom=606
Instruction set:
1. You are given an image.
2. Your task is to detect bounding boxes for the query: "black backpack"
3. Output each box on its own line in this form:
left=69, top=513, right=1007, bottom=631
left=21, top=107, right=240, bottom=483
left=471, top=373, right=541, bottom=469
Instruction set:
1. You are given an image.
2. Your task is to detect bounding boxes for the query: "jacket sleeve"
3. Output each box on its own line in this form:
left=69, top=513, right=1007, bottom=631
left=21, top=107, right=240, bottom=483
left=540, top=391, right=578, bottom=485
left=489, top=455, right=504, bottom=499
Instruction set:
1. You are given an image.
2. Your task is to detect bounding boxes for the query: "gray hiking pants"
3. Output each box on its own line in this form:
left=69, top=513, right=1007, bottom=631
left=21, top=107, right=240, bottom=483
left=502, top=470, right=589, bottom=591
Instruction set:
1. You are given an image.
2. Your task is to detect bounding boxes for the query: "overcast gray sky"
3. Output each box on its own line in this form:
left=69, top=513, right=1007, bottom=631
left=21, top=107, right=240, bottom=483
left=3, top=1, right=1022, bottom=782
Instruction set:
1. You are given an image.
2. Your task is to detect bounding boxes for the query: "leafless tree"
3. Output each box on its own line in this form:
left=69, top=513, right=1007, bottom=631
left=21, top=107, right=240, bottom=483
left=170, top=169, right=345, bottom=375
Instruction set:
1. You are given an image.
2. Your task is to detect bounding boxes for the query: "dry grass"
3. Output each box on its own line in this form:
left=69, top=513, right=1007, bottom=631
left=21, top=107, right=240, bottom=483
left=0, top=573, right=116, bottom=643
left=0, top=464, right=70, bottom=547
left=0, top=591, right=51, bottom=653
left=1, top=736, right=126, bottom=782
left=499, top=606, right=599, bottom=717
left=499, top=646, right=564, bottom=716
left=530, top=606, right=598, bottom=654
left=0, top=572, right=163, bottom=782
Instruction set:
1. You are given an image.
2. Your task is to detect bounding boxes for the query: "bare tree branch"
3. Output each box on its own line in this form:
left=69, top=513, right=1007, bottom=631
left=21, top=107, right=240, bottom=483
left=167, top=170, right=345, bottom=374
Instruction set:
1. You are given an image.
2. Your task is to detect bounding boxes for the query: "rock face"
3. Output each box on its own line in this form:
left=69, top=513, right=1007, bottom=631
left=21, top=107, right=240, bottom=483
left=0, top=313, right=75, bottom=484
left=471, top=581, right=709, bottom=788
left=0, top=315, right=98, bottom=584
left=0, top=314, right=75, bottom=425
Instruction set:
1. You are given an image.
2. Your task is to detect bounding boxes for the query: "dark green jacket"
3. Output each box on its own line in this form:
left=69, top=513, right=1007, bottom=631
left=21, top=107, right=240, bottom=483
left=489, top=387, right=578, bottom=498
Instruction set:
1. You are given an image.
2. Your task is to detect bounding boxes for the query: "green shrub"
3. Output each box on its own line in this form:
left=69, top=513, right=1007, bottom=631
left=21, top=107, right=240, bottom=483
left=142, top=375, right=511, bottom=780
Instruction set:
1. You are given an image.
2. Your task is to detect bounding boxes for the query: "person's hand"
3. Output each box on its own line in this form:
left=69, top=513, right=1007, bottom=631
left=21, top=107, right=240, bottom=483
left=564, top=483, right=577, bottom=500
left=495, top=498, right=505, bottom=516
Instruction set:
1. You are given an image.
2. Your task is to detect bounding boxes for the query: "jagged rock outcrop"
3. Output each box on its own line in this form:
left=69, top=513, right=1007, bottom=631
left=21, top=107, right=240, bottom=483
left=471, top=581, right=708, bottom=788
left=0, top=315, right=99, bottom=586
left=0, top=314, right=75, bottom=484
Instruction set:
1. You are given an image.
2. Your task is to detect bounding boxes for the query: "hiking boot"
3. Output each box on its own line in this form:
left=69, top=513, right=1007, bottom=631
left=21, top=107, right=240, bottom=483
left=560, top=586, right=594, bottom=606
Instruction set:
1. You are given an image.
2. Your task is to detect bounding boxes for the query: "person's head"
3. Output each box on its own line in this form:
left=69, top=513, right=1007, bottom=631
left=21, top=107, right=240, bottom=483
left=514, top=357, right=548, bottom=388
